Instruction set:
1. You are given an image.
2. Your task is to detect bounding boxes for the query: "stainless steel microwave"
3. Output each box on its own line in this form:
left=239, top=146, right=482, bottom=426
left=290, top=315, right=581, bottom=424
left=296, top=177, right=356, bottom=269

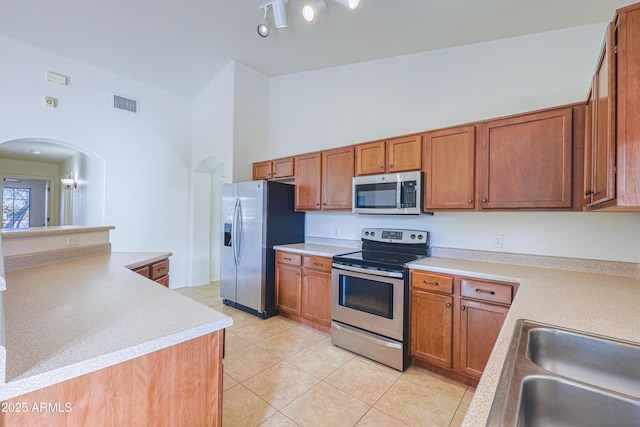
left=352, top=171, right=422, bottom=214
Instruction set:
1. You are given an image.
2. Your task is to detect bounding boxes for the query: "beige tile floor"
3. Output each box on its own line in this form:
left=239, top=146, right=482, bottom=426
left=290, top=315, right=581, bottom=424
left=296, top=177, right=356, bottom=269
left=175, top=282, right=474, bottom=427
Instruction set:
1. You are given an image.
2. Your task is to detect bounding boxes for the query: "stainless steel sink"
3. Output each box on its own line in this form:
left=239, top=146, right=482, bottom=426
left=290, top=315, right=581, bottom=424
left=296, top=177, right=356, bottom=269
left=487, top=320, right=640, bottom=427
left=517, top=376, right=640, bottom=427
left=527, top=326, right=640, bottom=398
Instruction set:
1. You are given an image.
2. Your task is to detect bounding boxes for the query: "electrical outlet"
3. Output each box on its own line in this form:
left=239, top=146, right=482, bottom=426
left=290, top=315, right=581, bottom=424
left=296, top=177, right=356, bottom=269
left=493, top=234, right=503, bottom=248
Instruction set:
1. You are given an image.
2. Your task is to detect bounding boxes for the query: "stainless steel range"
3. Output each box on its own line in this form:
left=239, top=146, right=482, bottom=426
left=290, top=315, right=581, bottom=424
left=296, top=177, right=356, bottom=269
left=331, top=228, right=430, bottom=371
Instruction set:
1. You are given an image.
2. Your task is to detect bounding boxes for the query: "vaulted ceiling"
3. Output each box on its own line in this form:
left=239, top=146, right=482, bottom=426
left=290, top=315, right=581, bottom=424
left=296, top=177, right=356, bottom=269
left=0, top=0, right=634, bottom=97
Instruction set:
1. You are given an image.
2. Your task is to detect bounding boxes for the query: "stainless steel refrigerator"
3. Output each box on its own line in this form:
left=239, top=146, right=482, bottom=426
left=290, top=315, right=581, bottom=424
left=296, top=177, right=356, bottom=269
left=220, top=180, right=304, bottom=318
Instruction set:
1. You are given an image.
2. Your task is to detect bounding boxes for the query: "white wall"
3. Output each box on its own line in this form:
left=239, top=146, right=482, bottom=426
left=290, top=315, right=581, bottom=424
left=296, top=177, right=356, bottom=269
left=232, top=63, right=270, bottom=183
left=268, top=24, right=640, bottom=263
left=0, top=35, right=193, bottom=286
left=60, top=151, right=104, bottom=226
left=189, top=61, right=270, bottom=286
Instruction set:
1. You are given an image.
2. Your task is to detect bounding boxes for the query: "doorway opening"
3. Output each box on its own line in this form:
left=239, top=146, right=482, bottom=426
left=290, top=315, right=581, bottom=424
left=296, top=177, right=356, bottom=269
left=2, top=177, right=49, bottom=228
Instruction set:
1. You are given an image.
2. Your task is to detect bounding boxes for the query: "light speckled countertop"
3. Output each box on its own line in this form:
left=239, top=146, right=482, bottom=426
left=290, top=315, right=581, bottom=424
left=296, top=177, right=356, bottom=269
left=1, top=252, right=232, bottom=401
left=407, top=257, right=640, bottom=426
left=273, top=243, right=358, bottom=258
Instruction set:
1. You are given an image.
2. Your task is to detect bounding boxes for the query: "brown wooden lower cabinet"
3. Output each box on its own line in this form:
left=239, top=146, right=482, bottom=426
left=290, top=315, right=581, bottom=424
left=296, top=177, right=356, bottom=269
left=275, top=251, right=331, bottom=333
left=409, top=269, right=516, bottom=386
left=0, top=331, right=223, bottom=427
left=131, top=258, right=170, bottom=287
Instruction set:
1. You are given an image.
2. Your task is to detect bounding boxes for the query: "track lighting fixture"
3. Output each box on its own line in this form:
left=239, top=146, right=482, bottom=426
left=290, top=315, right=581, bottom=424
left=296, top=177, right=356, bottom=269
left=257, top=0, right=361, bottom=37
left=257, top=0, right=288, bottom=38
left=302, top=0, right=326, bottom=22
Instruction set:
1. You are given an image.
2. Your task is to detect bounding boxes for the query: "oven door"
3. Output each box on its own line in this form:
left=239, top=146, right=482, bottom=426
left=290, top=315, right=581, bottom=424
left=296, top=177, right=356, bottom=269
left=331, top=264, right=405, bottom=341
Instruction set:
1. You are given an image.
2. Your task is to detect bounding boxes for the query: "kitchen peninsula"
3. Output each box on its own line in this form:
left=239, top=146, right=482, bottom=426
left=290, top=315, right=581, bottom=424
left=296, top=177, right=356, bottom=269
left=0, top=226, right=231, bottom=426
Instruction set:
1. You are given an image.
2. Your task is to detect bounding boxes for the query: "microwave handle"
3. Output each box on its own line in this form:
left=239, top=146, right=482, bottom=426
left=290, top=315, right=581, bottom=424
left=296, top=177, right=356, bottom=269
left=397, top=182, right=402, bottom=208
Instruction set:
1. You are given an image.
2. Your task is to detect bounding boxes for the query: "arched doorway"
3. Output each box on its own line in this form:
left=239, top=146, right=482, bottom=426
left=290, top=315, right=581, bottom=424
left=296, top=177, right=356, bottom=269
left=192, top=157, right=226, bottom=285
left=0, top=138, right=106, bottom=227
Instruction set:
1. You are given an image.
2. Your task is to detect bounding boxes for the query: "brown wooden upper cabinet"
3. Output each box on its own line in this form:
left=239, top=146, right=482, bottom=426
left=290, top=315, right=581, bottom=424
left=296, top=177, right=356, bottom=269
left=423, top=126, right=476, bottom=210
left=295, top=147, right=354, bottom=211
left=585, top=23, right=616, bottom=208
left=476, top=107, right=574, bottom=209
left=252, top=157, right=295, bottom=180
left=252, top=160, right=272, bottom=180
left=355, top=135, right=422, bottom=176
left=585, top=5, right=640, bottom=210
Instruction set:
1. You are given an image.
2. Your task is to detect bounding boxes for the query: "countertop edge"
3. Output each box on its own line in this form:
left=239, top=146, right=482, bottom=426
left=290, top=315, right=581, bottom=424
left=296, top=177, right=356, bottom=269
left=0, top=320, right=231, bottom=402
left=0, top=226, right=116, bottom=239
left=273, top=243, right=357, bottom=258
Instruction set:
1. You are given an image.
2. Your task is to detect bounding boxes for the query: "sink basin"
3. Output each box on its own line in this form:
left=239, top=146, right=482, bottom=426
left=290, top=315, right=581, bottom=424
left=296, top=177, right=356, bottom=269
left=517, top=376, right=640, bottom=427
left=487, top=320, right=640, bottom=426
left=527, top=326, right=640, bottom=398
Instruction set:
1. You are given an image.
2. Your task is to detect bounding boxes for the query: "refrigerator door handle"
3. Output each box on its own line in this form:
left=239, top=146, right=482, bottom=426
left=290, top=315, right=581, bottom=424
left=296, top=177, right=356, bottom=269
left=232, top=197, right=240, bottom=266
left=235, top=197, right=243, bottom=265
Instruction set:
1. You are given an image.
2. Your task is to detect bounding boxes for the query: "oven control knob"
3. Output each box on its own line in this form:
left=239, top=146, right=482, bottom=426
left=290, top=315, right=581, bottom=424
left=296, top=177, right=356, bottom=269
left=411, top=234, right=416, bottom=239
left=418, top=234, right=424, bottom=240
left=364, top=231, right=370, bottom=236
left=370, top=231, right=375, bottom=237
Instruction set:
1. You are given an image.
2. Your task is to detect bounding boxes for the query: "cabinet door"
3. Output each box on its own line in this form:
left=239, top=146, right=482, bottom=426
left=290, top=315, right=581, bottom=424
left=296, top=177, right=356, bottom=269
left=387, top=135, right=422, bottom=173
left=355, top=140, right=386, bottom=176
left=478, top=107, right=573, bottom=209
left=322, top=147, right=354, bottom=210
left=275, top=263, right=302, bottom=316
left=301, top=269, right=332, bottom=327
left=459, top=299, right=508, bottom=379
left=423, top=126, right=476, bottom=210
left=410, top=289, right=453, bottom=369
left=252, top=161, right=272, bottom=180
left=273, top=157, right=295, bottom=179
left=584, top=84, right=595, bottom=206
left=590, top=22, right=617, bottom=207
left=294, top=152, right=322, bottom=211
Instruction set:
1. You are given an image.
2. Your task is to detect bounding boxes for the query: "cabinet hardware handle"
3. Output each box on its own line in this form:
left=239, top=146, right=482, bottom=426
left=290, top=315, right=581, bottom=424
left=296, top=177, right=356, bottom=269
left=314, top=262, right=323, bottom=267
left=296, top=272, right=300, bottom=276
left=585, top=189, right=594, bottom=196
left=461, top=306, right=466, bottom=311
left=379, top=164, right=384, bottom=168
left=423, top=280, right=439, bottom=286
left=475, top=288, right=496, bottom=295
left=389, top=164, right=393, bottom=168
left=482, top=198, right=488, bottom=203
left=468, top=199, right=473, bottom=204
left=323, top=202, right=327, bottom=205
left=446, top=303, right=451, bottom=308
left=157, top=267, right=166, bottom=272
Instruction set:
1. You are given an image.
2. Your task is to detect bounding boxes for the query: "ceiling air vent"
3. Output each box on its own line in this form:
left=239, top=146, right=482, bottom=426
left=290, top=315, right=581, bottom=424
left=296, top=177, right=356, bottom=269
left=113, top=94, right=139, bottom=114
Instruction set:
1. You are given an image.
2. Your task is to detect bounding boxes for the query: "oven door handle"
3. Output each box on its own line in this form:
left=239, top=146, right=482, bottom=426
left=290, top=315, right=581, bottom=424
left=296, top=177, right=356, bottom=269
left=332, top=263, right=403, bottom=279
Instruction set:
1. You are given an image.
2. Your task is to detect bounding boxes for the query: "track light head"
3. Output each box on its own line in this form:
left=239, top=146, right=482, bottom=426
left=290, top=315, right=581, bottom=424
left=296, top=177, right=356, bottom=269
left=271, top=0, right=288, bottom=28
left=333, top=0, right=360, bottom=10
left=302, top=0, right=327, bottom=22
left=257, top=8, right=270, bottom=37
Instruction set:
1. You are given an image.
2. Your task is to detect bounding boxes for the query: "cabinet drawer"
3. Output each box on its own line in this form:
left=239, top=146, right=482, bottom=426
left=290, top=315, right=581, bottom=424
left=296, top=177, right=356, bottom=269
left=133, top=266, right=150, bottom=278
left=155, top=275, right=169, bottom=287
left=276, top=251, right=302, bottom=266
left=150, top=259, right=170, bottom=280
left=411, top=270, right=453, bottom=294
left=460, top=278, right=512, bottom=305
left=303, top=255, right=331, bottom=273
